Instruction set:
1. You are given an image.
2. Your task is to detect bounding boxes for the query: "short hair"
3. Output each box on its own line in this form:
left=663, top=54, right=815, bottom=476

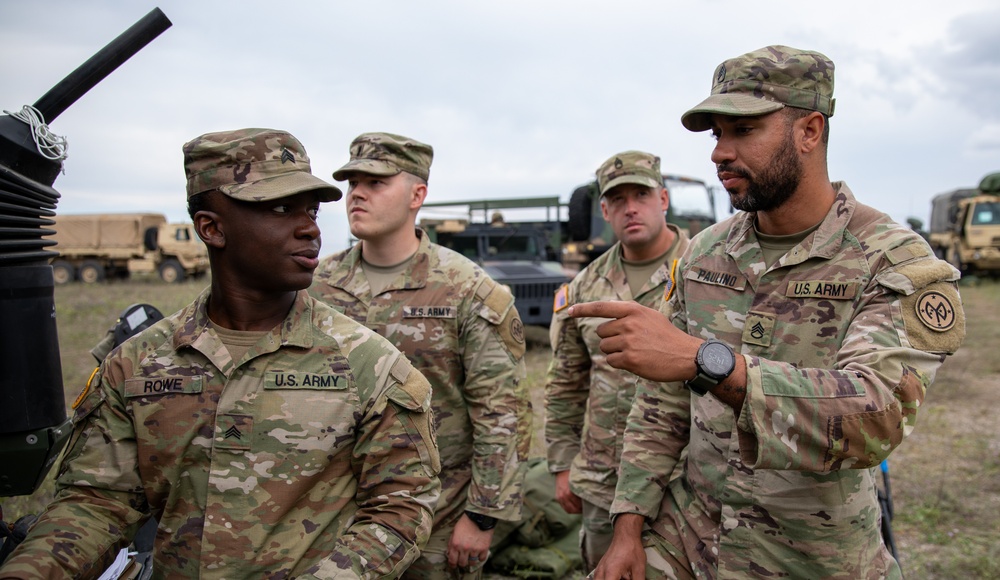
left=187, top=190, right=217, bottom=220
left=402, top=171, right=428, bottom=188
left=783, top=107, right=830, bottom=146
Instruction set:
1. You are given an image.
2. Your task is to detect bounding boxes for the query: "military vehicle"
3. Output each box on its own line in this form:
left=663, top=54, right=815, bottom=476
left=563, top=173, right=718, bottom=270
left=928, top=172, right=1000, bottom=274
left=47, top=212, right=208, bottom=284
left=420, top=197, right=571, bottom=326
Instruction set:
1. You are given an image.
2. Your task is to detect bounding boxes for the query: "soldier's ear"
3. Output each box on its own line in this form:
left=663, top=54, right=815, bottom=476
left=798, top=111, right=825, bottom=155
left=194, top=210, right=225, bottom=249
left=409, top=181, right=427, bottom=210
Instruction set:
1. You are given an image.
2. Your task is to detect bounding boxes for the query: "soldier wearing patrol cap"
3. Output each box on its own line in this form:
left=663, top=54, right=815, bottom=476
left=544, top=150, right=689, bottom=570
left=570, top=46, right=966, bottom=579
left=309, top=132, right=531, bottom=579
left=1, top=128, right=442, bottom=578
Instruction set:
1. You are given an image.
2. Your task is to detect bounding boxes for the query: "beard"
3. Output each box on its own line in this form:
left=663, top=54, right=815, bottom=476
left=719, top=133, right=802, bottom=213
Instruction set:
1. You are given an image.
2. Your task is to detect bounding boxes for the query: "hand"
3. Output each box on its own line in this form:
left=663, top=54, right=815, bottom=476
left=555, top=470, right=582, bottom=514
left=447, top=514, right=493, bottom=569
left=568, top=301, right=701, bottom=383
left=591, top=514, right=646, bottom=580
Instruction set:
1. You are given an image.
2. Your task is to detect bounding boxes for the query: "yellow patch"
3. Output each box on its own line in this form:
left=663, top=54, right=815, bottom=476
left=72, top=367, right=100, bottom=410
left=664, top=259, right=679, bottom=303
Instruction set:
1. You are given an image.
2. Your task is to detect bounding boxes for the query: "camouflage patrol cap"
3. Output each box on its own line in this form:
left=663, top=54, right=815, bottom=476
left=332, top=132, right=433, bottom=182
left=681, top=45, right=836, bottom=132
left=183, top=128, right=342, bottom=202
left=596, top=150, right=663, bottom=196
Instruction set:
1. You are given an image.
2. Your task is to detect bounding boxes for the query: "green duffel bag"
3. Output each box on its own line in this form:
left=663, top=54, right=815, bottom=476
left=487, top=524, right=584, bottom=579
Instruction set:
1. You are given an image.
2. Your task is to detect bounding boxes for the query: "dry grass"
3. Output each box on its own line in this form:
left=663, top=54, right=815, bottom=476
left=889, top=279, right=1000, bottom=579
left=4, top=278, right=997, bottom=579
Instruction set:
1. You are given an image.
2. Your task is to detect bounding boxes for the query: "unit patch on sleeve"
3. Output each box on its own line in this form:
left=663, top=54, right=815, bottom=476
left=553, top=284, right=569, bottom=313
left=915, top=290, right=957, bottom=332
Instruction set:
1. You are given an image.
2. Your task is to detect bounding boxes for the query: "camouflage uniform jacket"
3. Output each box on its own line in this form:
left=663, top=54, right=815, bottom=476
left=309, top=229, right=530, bottom=526
left=2, top=290, right=441, bottom=580
left=612, top=184, right=965, bottom=578
left=545, top=224, right=689, bottom=509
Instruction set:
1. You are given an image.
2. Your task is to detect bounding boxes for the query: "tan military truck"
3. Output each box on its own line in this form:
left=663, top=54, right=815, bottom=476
left=928, top=172, right=1000, bottom=274
left=47, top=213, right=209, bottom=284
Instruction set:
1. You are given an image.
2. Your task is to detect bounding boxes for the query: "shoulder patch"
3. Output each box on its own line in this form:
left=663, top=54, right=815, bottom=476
left=553, top=284, right=569, bottom=313
left=72, top=367, right=101, bottom=410
left=497, top=307, right=527, bottom=360
left=664, top=259, right=679, bottom=303
left=915, top=290, right=958, bottom=332
left=876, top=257, right=964, bottom=354
left=897, top=281, right=965, bottom=354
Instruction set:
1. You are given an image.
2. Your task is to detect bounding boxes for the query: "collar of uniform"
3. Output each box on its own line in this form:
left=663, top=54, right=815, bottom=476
left=725, top=181, right=857, bottom=263
left=172, top=289, right=315, bottom=352
left=326, top=228, right=431, bottom=297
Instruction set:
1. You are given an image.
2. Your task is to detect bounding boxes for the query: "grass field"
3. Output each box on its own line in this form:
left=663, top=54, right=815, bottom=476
left=2, top=277, right=998, bottom=578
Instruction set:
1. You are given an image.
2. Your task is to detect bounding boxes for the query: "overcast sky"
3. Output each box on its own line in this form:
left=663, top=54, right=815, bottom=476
left=2, top=1, right=999, bottom=256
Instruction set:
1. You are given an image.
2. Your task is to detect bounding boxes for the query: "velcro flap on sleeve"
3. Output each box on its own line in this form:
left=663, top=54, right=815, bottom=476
left=876, top=258, right=960, bottom=296
left=476, top=278, right=515, bottom=325
left=386, top=356, right=431, bottom=412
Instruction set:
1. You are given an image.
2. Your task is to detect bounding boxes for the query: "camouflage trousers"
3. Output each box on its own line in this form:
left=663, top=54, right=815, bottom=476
left=580, top=499, right=614, bottom=571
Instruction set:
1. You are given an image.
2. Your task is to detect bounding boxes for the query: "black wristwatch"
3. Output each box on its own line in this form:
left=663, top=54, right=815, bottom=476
left=686, top=339, right=736, bottom=396
left=465, top=511, right=497, bottom=531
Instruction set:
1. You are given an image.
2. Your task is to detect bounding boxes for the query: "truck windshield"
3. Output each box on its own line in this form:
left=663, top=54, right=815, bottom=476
left=971, top=202, right=1000, bottom=225
left=488, top=234, right=537, bottom=259
left=665, top=178, right=714, bottom=219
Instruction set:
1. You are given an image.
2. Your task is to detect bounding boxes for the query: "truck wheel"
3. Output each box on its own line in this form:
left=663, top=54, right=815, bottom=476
left=159, top=259, right=185, bottom=283
left=78, top=260, right=105, bottom=284
left=568, top=185, right=594, bottom=241
left=144, top=227, right=159, bottom=251
left=51, top=260, right=75, bottom=284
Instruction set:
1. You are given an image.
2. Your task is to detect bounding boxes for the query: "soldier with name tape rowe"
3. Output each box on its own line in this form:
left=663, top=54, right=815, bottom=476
left=0, top=128, right=442, bottom=579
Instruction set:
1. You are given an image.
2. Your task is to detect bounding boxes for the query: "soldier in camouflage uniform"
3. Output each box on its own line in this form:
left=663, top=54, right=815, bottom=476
left=545, top=150, right=689, bottom=570
left=309, top=133, right=530, bottom=579
left=571, top=46, right=967, bottom=579
left=0, top=128, right=442, bottom=579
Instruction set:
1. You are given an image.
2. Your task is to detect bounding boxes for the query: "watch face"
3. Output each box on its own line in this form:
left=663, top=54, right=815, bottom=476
left=702, top=342, right=734, bottom=376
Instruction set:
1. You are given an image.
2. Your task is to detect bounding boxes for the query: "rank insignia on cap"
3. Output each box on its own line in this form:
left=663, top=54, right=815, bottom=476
left=553, top=284, right=569, bottom=313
